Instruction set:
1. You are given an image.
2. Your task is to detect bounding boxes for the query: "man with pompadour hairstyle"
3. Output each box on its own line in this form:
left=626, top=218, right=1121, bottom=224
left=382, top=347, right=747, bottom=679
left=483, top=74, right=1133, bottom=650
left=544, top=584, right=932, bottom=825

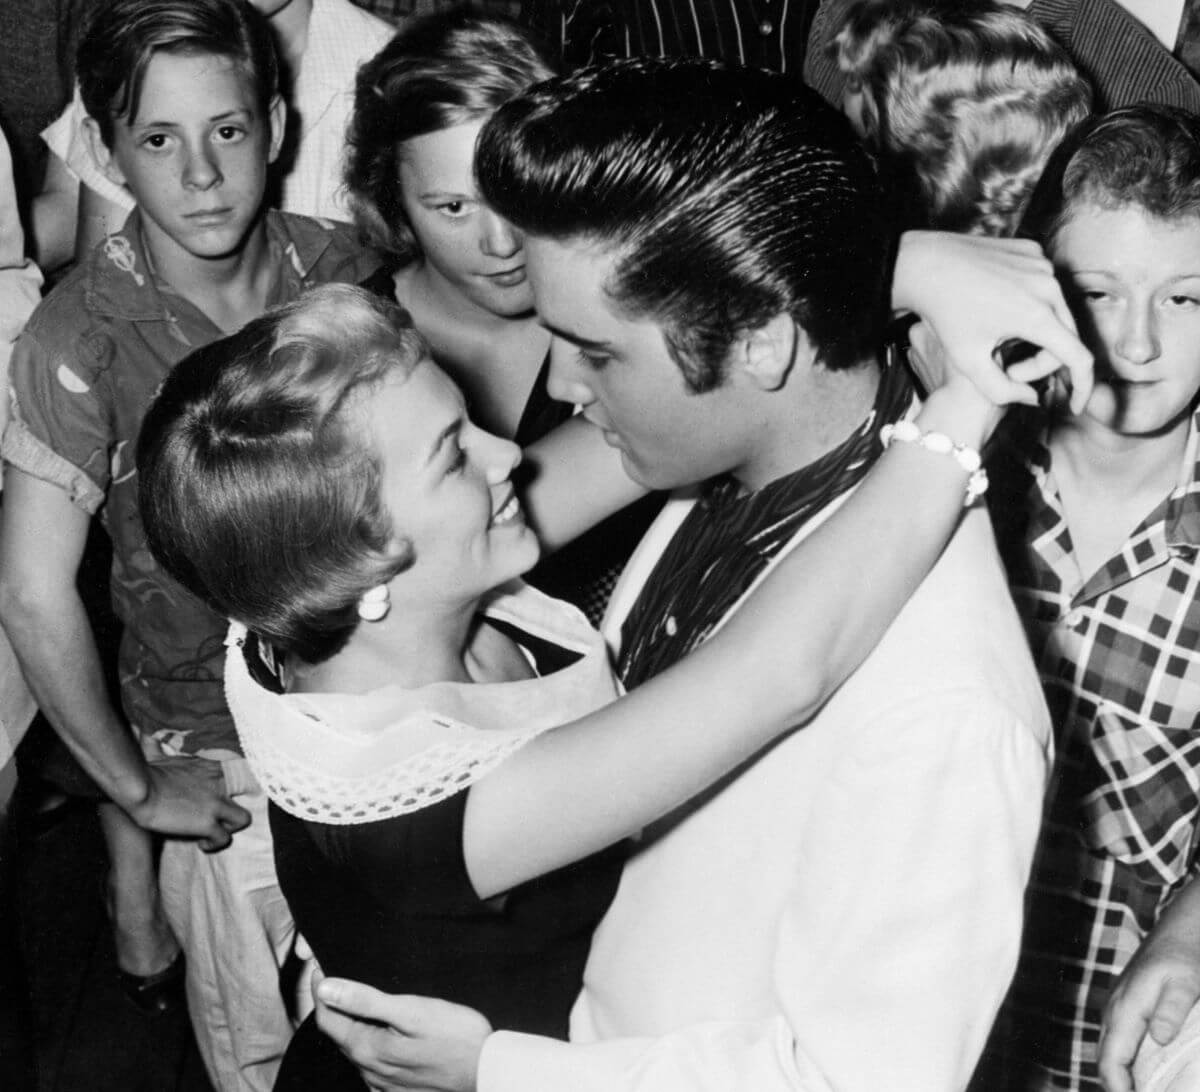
left=305, top=58, right=1053, bottom=1092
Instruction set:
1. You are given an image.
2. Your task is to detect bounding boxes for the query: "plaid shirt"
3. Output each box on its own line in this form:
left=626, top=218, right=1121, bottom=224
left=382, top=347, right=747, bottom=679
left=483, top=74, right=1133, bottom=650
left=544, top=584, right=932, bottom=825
left=981, top=407, right=1200, bottom=1092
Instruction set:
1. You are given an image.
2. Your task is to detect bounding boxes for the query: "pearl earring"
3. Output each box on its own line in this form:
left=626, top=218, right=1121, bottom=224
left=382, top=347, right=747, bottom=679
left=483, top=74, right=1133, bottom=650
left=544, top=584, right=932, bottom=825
left=357, top=584, right=390, bottom=622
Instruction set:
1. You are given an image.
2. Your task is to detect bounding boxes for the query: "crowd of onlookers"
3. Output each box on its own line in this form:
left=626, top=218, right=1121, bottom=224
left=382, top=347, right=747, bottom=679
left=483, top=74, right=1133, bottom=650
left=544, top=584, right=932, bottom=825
left=6, top=3, right=1200, bottom=1092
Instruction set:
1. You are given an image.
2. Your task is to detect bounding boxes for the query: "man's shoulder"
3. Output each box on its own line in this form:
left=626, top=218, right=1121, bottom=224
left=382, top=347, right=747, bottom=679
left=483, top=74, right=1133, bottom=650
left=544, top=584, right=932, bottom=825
left=846, top=506, right=1048, bottom=736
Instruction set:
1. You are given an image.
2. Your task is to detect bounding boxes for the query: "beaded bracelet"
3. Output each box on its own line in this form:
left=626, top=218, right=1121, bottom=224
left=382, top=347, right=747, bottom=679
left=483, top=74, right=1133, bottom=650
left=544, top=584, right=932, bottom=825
left=879, top=420, right=989, bottom=507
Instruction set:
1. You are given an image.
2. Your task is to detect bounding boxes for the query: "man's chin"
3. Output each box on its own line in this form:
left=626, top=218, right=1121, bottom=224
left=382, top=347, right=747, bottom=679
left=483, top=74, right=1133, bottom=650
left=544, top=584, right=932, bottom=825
left=621, top=452, right=689, bottom=492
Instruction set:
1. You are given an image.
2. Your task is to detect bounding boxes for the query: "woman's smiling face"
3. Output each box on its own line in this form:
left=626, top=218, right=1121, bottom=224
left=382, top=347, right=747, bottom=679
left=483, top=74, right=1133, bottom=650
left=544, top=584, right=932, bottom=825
left=366, top=361, right=540, bottom=606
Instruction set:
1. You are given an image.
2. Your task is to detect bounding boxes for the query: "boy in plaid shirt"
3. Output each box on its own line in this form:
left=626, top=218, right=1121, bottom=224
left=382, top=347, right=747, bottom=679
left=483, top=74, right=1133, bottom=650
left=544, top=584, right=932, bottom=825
left=983, top=106, right=1200, bottom=1092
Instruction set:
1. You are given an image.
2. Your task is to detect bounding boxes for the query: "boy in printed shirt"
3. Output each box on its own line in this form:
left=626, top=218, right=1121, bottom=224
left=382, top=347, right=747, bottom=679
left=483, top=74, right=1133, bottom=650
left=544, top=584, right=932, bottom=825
left=0, top=1, right=379, bottom=1088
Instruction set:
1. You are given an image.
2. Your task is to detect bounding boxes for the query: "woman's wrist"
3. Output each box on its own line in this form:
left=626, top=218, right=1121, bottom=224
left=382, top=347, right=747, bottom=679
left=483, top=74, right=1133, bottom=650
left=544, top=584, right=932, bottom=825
left=913, top=380, right=1002, bottom=452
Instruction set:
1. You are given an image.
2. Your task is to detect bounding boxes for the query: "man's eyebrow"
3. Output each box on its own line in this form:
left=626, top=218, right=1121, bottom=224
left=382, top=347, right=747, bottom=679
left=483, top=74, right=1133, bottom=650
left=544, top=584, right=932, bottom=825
left=539, top=321, right=612, bottom=350
left=425, top=418, right=463, bottom=466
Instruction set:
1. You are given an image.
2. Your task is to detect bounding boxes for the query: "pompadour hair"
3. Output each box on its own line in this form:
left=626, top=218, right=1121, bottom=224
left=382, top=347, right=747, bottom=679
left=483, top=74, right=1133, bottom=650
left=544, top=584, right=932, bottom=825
left=476, top=58, right=890, bottom=390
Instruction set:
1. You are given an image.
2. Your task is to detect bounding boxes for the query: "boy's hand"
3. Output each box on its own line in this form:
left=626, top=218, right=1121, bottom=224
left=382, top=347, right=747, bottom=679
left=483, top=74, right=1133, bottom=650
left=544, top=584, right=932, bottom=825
left=127, top=756, right=251, bottom=851
left=893, top=232, right=1093, bottom=413
left=1100, top=928, right=1200, bottom=1091
left=315, top=979, right=491, bottom=1092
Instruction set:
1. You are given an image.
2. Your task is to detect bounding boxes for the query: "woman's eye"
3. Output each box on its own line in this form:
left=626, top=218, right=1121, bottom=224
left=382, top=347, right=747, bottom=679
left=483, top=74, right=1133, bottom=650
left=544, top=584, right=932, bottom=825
left=215, top=125, right=246, bottom=143
left=142, top=133, right=170, bottom=150
left=1168, top=294, right=1200, bottom=309
left=447, top=443, right=467, bottom=474
left=437, top=200, right=471, bottom=219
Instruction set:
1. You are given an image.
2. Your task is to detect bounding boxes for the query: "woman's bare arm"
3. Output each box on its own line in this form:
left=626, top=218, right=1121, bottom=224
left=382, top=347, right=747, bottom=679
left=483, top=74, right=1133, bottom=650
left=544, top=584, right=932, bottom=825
left=465, top=374, right=1004, bottom=898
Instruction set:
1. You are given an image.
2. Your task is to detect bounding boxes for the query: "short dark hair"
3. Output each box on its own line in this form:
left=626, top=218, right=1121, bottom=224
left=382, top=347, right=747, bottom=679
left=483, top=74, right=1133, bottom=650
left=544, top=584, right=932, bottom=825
left=1025, top=106, right=1200, bottom=248
left=834, top=0, right=1090, bottom=236
left=78, top=0, right=279, bottom=148
left=476, top=58, right=889, bottom=390
left=137, top=286, right=424, bottom=665
left=345, top=7, right=554, bottom=262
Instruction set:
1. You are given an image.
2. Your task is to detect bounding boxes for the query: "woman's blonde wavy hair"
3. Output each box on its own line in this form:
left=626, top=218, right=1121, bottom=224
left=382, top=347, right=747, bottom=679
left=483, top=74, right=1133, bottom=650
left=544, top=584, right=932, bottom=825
left=833, top=0, right=1092, bottom=236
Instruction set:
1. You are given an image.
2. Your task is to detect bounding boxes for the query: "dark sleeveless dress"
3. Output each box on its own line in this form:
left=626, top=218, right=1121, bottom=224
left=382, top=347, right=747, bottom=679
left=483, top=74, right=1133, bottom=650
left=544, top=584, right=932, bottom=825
left=269, top=629, right=625, bottom=1092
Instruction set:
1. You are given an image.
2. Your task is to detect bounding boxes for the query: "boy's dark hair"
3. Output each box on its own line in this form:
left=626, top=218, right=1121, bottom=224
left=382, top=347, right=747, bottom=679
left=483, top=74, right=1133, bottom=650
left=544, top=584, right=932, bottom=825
left=137, top=285, right=423, bottom=666
left=78, top=0, right=279, bottom=147
left=345, top=7, right=554, bottom=262
left=476, top=58, right=889, bottom=391
left=1026, top=106, right=1200, bottom=246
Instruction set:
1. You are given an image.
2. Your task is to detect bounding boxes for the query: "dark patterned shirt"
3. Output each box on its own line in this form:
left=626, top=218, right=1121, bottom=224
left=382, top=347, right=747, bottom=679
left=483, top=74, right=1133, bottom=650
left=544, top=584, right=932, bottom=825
left=618, top=360, right=914, bottom=688
left=981, top=408, right=1200, bottom=1092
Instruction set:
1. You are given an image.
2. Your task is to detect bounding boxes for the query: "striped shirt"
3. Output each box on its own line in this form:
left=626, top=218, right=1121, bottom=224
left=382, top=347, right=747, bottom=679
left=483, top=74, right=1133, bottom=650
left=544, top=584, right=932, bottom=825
left=523, top=0, right=819, bottom=74
left=979, top=407, right=1200, bottom=1092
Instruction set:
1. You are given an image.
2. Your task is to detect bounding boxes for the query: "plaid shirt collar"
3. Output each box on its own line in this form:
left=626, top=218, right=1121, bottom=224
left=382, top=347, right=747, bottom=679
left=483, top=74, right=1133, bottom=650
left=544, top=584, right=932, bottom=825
left=1018, top=404, right=1200, bottom=605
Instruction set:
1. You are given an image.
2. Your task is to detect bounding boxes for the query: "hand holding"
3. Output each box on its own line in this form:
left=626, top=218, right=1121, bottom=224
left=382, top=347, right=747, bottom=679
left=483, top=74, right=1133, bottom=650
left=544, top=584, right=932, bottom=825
left=128, top=755, right=251, bottom=851
left=315, top=978, right=492, bottom=1092
left=1100, top=931, right=1200, bottom=1092
left=893, top=232, right=1093, bottom=413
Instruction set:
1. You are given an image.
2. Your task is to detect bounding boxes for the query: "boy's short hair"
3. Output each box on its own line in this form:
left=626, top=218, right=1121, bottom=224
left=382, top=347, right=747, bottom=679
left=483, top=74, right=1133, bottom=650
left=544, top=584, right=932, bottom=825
left=78, top=0, right=279, bottom=148
left=137, top=285, right=424, bottom=665
left=476, top=58, right=888, bottom=391
left=834, top=0, right=1090, bottom=236
left=1026, top=106, right=1200, bottom=247
left=345, top=9, right=554, bottom=262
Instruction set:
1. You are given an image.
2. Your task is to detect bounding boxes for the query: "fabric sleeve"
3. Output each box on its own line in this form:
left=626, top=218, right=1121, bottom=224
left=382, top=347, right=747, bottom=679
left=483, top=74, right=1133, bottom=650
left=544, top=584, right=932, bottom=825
left=1025, top=0, right=1200, bottom=113
left=0, top=130, right=43, bottom=445
left=40, top=85, right=135, bottom=212
left=479, top=691, right=1048, bottom=1092
left=3, top=321, right=112, bottom=514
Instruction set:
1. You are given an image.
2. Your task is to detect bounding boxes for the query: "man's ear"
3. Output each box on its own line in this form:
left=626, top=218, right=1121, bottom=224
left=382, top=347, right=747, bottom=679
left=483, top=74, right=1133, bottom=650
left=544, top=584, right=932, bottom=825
left=83, top=116, right=127, bottom=189
left=267, top=94, right=286, bottom=165
left=736, top=312, right=814, bottom=391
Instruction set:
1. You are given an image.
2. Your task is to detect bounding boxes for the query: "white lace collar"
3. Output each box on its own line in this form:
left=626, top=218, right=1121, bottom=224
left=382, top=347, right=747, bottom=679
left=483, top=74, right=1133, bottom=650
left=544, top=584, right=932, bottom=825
left=225, top=583, right=619, bottom=825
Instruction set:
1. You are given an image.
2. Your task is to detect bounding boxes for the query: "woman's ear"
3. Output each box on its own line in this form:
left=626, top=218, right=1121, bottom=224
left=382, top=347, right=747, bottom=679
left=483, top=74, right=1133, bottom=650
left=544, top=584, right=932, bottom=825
left=736, top=313, right=813, bottom=391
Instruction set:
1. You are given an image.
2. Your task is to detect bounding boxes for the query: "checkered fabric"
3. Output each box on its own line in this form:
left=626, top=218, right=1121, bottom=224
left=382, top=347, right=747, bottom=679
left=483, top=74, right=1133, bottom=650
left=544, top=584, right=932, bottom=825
left=980, top=407, right=1200, bottom=1092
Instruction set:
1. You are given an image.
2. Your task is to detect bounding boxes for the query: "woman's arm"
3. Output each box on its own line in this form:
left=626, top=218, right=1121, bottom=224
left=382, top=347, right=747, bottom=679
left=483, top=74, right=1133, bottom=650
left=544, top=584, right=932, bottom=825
left=463, top=372, right=1015, bottom=899
left=519, top=414, right=649, bottom=554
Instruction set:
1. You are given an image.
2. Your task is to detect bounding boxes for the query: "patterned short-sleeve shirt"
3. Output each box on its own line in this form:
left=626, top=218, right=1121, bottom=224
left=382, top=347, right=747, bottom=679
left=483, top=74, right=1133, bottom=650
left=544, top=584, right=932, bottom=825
left=3, top=209, right=380, bottom=753
left=982, top=407, right=1200, bottom=1092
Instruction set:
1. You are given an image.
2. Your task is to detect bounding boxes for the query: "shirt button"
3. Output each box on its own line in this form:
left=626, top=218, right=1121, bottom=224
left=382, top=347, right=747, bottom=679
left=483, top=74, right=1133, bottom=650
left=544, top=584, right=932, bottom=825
left=1063, top=609, right=1084, bottom=629
left=758, top=19, right=774, bottom=35
left=665, top=616, right=678, bottom=637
